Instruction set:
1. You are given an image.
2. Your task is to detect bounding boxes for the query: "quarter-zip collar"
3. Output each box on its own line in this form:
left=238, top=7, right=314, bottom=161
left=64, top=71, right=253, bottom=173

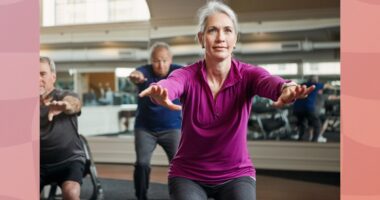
left=198, top=58, right=242, bottom=91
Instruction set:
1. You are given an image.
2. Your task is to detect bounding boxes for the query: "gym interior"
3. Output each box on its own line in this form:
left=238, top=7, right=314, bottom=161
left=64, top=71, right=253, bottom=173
left=40, top=0, right=340, bottom=199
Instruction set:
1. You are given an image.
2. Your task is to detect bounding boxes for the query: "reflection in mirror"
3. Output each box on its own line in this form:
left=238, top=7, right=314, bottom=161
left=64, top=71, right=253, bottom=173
left=248, top=78, right=340, bottom=143
left=78, top=72, right=138, bottom=107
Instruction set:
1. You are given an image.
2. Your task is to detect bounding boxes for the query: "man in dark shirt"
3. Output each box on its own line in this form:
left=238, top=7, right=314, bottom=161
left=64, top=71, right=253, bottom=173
left=40, top=56, right=85, bottom=200
left=293, top=75, right=324, bottom=142
left=129, top=42, right=182, bottom=200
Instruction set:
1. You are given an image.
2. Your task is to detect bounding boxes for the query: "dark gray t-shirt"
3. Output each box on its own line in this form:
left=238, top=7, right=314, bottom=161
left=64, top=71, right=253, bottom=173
left=40, top=89, right=85, bottom=167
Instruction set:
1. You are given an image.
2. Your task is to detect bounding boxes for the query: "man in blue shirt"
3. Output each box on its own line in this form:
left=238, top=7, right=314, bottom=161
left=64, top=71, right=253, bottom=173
left=129, top=42, right=182, bottom=200
left=293, top=75, right=324, bottom=142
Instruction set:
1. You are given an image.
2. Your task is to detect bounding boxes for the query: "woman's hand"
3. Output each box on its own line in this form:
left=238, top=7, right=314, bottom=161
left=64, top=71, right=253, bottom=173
left=273, top=84, right=315, bottom=108
left=139, top=85, right=182, bottom=111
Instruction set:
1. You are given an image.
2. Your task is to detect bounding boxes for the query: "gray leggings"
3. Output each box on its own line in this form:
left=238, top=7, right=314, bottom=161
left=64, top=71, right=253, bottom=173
left=169, top=176, right=256, bottom=200
left=134, top=128, right=180, bottom=165
left=134, top=129, right=180, bottom=200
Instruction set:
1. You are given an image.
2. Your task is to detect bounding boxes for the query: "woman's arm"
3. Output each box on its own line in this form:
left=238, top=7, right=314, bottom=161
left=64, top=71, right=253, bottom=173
left=139, top=68, right=189, bottom=110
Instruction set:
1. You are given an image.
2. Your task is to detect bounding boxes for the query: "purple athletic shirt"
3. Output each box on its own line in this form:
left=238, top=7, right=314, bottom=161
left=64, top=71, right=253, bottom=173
left=155, top=59, right=287, bottom=184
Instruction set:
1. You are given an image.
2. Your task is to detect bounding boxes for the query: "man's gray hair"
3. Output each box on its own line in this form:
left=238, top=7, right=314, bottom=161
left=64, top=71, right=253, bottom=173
left=40, top=56, right=56, bottom=73
left=309, top=75, right=319, bottom=83
left=149, top=42, right=172, bottom=60
left=197, top=1, right=239, bottom=35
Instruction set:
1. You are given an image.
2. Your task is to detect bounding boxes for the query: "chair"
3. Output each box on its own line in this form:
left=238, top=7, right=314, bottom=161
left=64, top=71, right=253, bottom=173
left=46, top=135, right=104, bottom=200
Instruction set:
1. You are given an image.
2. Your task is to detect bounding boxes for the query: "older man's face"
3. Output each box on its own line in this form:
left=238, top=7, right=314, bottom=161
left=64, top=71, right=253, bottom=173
left=151, top=48, right=172, bottom=78
left=40, top=61, right=56, bottom=98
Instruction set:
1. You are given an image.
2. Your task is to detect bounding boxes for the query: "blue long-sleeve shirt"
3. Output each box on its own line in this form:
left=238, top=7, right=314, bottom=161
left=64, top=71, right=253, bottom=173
left=134, top=64, right=182, bottom=132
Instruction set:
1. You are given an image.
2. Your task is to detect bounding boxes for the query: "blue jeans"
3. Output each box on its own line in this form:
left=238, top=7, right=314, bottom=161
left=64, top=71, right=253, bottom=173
left=134, top=128, right=181, bottom=200
left=169, top=176, right=256, bottom=200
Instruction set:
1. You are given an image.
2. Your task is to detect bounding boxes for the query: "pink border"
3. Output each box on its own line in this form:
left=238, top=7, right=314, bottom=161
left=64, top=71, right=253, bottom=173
left=342, top=0, right=380, bottom=199
left=1, top=0, right=380, bottom=199
left=0, top=0, right=39, bottom=199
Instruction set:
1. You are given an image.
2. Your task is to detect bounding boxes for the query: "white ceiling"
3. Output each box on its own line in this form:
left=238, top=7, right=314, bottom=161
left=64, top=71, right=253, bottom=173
left=40, top=0, right=340, bottom=64
left=147, top=0, right=339, bottom=25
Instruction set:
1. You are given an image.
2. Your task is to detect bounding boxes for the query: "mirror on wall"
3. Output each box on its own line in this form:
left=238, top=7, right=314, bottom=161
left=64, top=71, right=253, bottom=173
left=248, top=79, right=340, bottom=143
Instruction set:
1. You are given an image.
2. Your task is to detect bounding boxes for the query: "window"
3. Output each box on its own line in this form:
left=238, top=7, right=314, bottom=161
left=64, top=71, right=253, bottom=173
left=259, top=63, right=298, bottom=75
left=303, top=62, right=340, bottom=75
left=42, top=0, right=150, bottom=26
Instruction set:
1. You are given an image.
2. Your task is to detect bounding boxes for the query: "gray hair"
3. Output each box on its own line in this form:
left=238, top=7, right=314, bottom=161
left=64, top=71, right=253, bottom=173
left=309, top=75, right=319, bottom=83
left=40, top=56, right=56, bottom=73
left=197, top=1, right=239, bottom=35
left=149, top=42, right=172, bottom=60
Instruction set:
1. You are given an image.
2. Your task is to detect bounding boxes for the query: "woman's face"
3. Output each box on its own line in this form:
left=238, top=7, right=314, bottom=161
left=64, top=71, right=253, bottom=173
left=199, top=12, right=237, bottom=62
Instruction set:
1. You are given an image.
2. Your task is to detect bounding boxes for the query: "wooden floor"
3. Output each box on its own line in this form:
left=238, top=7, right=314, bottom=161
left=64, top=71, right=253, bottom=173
left=96, top=163, right=339, bottom=200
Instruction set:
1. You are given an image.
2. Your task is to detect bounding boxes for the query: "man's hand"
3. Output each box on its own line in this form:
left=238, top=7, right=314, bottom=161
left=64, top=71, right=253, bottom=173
left=44, top=100, right=68, bottom=121
left=139, top=85, right=182, bottom=111
left=273, top=84, right=315, bottom=108
left=129, top=71, right=146, bottom=84
left=43, top=95, right=81, bottom=121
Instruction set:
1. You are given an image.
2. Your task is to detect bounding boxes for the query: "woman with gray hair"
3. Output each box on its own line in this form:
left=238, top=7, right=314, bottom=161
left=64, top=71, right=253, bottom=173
left=140, top=1, right=314, bottom=200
